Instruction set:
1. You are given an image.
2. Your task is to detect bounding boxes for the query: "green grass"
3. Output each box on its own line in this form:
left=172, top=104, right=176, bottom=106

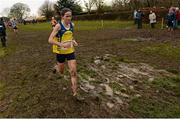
left=18, top=20, right=165, bottom=32
left=19, top=22, right=52, bottom=31
left=129, top=76, right=180, bottom=117
left=0, top=45, right=16, bottom=58
left=0, top=47, right=6, bottom=57
left=0, top=47, right=11, bottom=58
left=152, top=76, right=180, bottom=97
left=141, top=43, right=180, bottom=59
left=143, top=23, right=162, bottom=29
left=77, top=65, right=98, bottom=78
left=19, top=23, right=52, bottom=31
left=74, top=20, right=134, bottom=31
left=166, top=68, right=179, bottom=74
left=129, top=97, right=180, bottom=118
left=19, top=20, right=135, bottom=31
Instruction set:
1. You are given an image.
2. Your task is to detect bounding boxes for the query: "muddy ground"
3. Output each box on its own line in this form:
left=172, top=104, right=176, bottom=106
left=0, top=28, right=180, bottom=117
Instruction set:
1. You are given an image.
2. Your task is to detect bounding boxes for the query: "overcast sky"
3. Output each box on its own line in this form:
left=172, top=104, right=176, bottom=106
left=0, top=0, right=112, bottom=17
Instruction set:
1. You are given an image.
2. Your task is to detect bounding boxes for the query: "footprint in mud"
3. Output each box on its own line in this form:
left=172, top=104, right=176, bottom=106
left=80, top=81, right=95, bottom=93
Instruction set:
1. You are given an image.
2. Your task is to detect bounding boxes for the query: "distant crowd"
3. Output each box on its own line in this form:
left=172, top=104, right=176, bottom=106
left=133, top=7, right=180, bottom=31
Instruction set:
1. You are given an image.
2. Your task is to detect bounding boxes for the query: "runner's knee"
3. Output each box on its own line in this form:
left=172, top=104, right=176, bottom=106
left=70, top=69, right=77, bottom=77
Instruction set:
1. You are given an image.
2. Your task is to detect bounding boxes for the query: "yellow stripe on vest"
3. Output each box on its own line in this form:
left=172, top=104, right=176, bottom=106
left=52, top=30, right=75, bottom=54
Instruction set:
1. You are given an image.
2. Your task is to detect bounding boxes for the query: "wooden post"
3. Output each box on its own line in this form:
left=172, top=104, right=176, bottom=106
left=161, top=18, right=164, bottom=29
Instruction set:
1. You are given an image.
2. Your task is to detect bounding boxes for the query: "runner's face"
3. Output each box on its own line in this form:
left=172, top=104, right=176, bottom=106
left=62, top=12, right=72, bottom=24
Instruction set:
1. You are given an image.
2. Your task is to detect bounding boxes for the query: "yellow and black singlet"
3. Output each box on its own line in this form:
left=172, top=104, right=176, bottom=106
left=53, top=22, right=74, bottom=54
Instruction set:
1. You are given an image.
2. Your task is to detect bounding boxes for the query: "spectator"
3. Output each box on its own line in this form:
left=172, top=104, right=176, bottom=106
left=0, top=18, right=7, bottom=47
left=136, top=9, right=144, bottom=29
left=176, top=7, right=180, bottom=28
left=166, top=10, right=176, bottom=31
left=133, top=10, right=138, bottom=24
left=149, top=11, right=157, bottom=28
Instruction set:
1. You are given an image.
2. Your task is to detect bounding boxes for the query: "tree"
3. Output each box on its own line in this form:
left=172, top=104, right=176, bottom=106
left=103, top=5, right=112, bottom=12
left=129, top=0, right=178, bottom=8
left=146, top=0, right=150, bottom=7
left=54, top=0, right=82, bottom=15
left=9, top=3, right=30, bottom=20
left=38, top=0, right=55, bottom=20
left=94, top=0, right=105, bottom=13
left=83, top=0, right=96, bottom=14
left=112, top=0, right=131, bottom=11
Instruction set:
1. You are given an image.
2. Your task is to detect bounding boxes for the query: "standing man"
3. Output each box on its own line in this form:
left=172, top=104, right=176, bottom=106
left=136, top=9, right=144, bottom=29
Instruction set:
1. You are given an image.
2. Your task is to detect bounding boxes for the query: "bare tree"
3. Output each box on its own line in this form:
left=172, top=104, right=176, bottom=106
left=83, top=0, right=95, bottom=13
left=94, top=0, right=105, bottom=13
left=146, top=0, right=150, bottom=7
left=127, top=0, right=178, bottom=9
left=112, top=0, right=123, bottom=11
left=127, top=0, right=142, bottom=10
left=112, top=0, right=130, bottom=11
left=38, top=0, right=55, bottom=20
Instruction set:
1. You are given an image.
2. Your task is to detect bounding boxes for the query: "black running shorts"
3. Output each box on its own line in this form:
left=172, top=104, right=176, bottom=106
left=56, top=52, right=76, bottom=63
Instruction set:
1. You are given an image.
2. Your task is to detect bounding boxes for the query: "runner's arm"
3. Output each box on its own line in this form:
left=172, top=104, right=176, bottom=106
left=48, top=24, right=62, bottom=47
left=72, top=23, right=78, bottom=46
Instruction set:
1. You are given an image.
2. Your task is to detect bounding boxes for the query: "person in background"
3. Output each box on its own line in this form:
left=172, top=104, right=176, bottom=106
left=51, top=17, right=57, bottom=29
left=173, top=8, right=178, bottom=29
left=166, top=9, right=176, bottom=31
left=0, top=18, right=7, bottom=47
left=133, top=9, right=138, bottom=25
left=23, top=19, right=27, bottom=25
left=7, top=20, right=12, bottom=29
left=136, top=9, right=144, bottom=29
left=176, top=7, right=180, bottom=28
left=12, top=19, right=18, bottom=36
left=149, top=11, right=157, bottom=28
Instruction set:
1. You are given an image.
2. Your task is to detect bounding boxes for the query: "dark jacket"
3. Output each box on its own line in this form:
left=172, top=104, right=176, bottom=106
left=136, top=11, right=144, bottom=20
left=0, top=20, right=6, bottom=36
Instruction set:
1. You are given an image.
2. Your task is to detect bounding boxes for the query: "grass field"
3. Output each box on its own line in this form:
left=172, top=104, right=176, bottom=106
left=19, top=20, right=163, bottom=31
left=0, top=21, right=180, bottom=118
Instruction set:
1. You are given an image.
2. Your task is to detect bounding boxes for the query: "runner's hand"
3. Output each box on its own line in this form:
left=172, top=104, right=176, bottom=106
left=57, top=42, right=64, bottom=47
left=73, top=40, right=78, bottom=46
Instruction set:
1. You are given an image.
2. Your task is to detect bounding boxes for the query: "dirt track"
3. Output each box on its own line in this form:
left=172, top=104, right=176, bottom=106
left=0, top=28, right=180, bottom=117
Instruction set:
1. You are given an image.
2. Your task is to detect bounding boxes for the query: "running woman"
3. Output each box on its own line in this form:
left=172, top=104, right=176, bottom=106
left=12, top=19, right=18, bottom=36
left=48, top=8, right=78, bottom=96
